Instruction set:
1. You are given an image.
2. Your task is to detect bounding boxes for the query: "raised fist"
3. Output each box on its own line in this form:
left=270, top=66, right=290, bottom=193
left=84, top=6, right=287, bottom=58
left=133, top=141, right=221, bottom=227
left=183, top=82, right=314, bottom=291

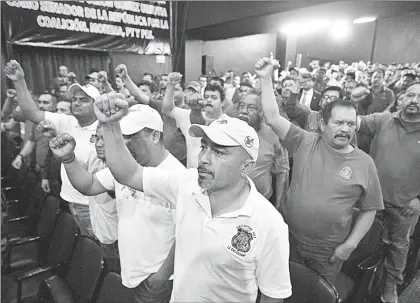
left=168, top=72, right=183, bottom=85
left=37, top=120, right=59, bottom=139
left=254, top=56, right=274, bottom=79
left=98, top=71, right=108, bottom=83
left=351, top=87, right=370, bottom=103
left=6, top=89, right=16, bottom=99
left=94, top=92, right=128, bottom=123
left=4, top=60, right=25, bottom=82
left=186, top=92, right=205, bottom=111
left=11, top=155, right=23, bottom=170
left=115, top=64, right=128, bottom=79
left=49, top=133, right=76, bottom=160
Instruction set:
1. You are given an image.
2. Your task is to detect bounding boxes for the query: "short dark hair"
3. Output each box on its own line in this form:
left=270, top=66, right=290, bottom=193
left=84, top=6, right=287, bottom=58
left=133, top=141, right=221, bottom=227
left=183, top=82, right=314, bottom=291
left=373, top=69, right=385, bottom=77
left=346, top=72, right=356, bottom=80
left=403, top=73, right=417, bottom=81
left=239, top=80, right=254, bottom=89
left=281, top=76, right=295, bottom=84
left=161, top=73, right=168, bottom=77
left=321, top=99, right=357, bottom=124
left=210, top=76, right=225, bottom=87
left=204, top=83, right=225, bottom=101
left=321, top=86, right=343, bottom=98
left=40, top=93, right=58, bottom=105
left=143, top=72, right=153, bottom=78
left=138, top=80, right=157, bottom=93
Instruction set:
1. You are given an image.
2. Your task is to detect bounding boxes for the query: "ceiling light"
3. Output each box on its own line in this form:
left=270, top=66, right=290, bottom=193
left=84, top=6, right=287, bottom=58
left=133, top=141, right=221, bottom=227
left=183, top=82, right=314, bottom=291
left=353, top=16, right=376, bottom=24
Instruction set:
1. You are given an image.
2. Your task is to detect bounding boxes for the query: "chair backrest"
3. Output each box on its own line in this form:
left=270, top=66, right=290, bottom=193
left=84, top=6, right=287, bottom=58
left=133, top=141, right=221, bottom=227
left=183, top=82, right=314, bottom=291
left=95, top=272, right=135, bottom=303
left=46, top=212, right=79, bottom=266
left=66, top=236, right=105, bottom=303
left=35, top=195, right=61, bottom=236
left=285, top=261, right=339, bottom=303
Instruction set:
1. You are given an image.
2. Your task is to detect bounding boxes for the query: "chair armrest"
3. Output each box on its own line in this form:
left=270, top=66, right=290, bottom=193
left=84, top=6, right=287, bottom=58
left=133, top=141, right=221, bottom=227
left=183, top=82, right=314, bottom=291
left=16, top=265, right=56, bottom=282
left=8, top=215, right=29, bottom=223
left=9, top=235, right=44, bottom=247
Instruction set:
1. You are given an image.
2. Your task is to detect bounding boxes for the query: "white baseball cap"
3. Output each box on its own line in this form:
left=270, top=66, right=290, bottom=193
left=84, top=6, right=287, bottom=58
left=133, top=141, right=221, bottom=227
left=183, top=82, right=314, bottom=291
left=68, top=83, right=100, bottom=100
left=120, top=104, right=163, bottom=135
left=189, top=117, right=259, bottom=161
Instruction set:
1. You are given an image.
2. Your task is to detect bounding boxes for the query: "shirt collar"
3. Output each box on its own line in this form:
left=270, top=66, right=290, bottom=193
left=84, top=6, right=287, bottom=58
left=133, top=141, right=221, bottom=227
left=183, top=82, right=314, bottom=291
left=393, top=110, right=420, bottom=131
left=76, top=120, right=98, bottom=130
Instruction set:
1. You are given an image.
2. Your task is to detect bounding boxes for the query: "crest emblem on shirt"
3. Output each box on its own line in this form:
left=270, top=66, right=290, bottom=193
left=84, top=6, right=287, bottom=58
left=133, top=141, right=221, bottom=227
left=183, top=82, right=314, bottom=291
left=228, top=225, right=256, bottom=256
left=339, top=167, right=352, bottom=181
left=244, top=136, right=254, bottom=148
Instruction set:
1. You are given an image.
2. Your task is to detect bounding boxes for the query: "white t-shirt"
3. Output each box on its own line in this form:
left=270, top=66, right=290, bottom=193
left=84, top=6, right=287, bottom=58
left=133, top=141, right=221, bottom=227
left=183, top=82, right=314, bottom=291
left=143, top=168, right=292, bottom=302
left=95, top=153, right=186, bottom=288
left=45, top=112, right=98, bottom=204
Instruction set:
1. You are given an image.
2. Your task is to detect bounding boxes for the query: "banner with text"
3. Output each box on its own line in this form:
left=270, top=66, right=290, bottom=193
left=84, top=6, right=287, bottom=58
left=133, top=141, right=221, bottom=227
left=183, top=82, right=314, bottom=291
left=2, top=1, right=171, bottom=55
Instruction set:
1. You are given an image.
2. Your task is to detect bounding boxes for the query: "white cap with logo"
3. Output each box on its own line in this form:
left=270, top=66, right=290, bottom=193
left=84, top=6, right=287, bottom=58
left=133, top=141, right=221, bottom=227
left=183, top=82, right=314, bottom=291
left=189, top=117, right=259, bottom=161
left=68, top=83, right=101, bottom=100
left=119, top=104, right=163, bottom=135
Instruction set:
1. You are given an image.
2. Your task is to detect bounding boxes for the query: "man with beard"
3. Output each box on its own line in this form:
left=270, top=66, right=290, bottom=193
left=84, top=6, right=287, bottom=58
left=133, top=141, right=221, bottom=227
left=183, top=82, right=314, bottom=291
left=357, top=82, right=420, bottom=303
left=48, top=103, right=185, bottom=302
left=258, top=55, right=384, bottom=283
left=159, top=73, right=169, bottom=95
left=92, top=92, right=291, bottom=302
left=237, top=92, right=289, bottom=209
left=5, top=60, right=100, bottom=236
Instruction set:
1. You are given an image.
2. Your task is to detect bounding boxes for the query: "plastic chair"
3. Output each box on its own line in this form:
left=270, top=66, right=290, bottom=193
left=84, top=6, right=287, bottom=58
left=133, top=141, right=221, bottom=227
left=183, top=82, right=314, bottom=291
left=36, top=236, right=105, bottom=303
left=94, top=272, right=135, bottom=303
left=285, top=261, right=340, bottom=303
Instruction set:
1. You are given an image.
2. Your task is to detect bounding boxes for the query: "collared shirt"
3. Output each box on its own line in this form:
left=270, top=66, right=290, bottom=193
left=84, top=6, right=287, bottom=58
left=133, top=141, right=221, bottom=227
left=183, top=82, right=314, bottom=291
left=143, top=168, right=292, bottom=302
left=95, top=153, right=186, bottom=288
left=367, top=86, right=395, bottom=114
left=282, top=124, right=384, bottom=246
left=249, top=123, right=289, bottom=199
left=300, top=88, right=314, bottom=108
left=359, top=111, right=420, bottom=207
left=45, top=112, right=98, bottom=204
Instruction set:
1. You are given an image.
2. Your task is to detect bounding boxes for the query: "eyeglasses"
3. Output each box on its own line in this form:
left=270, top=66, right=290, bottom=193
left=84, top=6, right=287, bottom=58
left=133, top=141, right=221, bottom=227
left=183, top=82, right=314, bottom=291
left=282, top=83, right=295, bottom=88
left=321, top=95, right=340, bottom=102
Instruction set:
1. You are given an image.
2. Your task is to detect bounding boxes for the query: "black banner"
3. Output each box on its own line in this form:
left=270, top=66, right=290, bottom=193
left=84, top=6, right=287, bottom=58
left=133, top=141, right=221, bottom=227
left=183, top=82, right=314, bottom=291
left=2, top=1, right=171, bottom=55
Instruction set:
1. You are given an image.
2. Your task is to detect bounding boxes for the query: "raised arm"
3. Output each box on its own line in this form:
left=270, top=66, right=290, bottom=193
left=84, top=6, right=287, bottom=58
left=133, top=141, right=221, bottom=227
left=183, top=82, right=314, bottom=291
left=98, top=71, right=115, bottom=94
left=1, top=89, right=17, bottom=120
left=162, top=72, right=183, bottom=118
left=4, top=60, right=45, bottom=124
left=49, top=133, right=107, bottom=196
left=284, top=81, right=311, bottom=129
left=94, top=92, right=144, bottom=191
left=115, top=64, right=150, bottom=105
left=256, top=56, right=291, bottom=141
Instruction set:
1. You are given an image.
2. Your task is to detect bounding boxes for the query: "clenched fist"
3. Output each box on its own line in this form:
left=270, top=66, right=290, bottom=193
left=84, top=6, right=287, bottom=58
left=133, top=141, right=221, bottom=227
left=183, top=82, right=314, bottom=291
left=351, top=87, right=370, bottom=103
left=94, top=92, right=128, bottom=123
left=6, top=89, right=16, bottom=99
left=4, top=60, right=25, bottom=82
left=168, top=72, right=183, bottom=85
left=186, top=92, right=205, bottom=111
left=254, top=56, right=275, bottom=79
left=49, top=133, right=76, bottom=161
left=115, top=64, right=128, bottom=79
left=37, top=120, right=59, bottom=139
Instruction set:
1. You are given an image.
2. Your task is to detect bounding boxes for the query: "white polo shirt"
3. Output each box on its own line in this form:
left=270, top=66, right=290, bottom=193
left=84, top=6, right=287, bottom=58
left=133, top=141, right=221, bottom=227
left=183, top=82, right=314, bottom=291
left=95, top=153, right=186, bottom=288
left=45, top=112, right=98, bottom=205
left=143, top=168, right=292, bottom=302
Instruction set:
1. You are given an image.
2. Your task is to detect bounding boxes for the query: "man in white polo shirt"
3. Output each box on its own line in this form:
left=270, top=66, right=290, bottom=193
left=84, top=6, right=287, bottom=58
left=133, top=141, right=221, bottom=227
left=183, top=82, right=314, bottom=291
left=4, top=60, right=100, bottom=236
left=93, top=93, right=292, bottom=302
left=48, top=103, right=185, bottom=303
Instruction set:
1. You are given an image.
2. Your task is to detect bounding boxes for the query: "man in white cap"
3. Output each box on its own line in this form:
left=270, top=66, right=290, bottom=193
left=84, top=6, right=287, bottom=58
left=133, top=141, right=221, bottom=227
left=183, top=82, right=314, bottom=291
left=4, top=60, right=101, bottom=235
left=92, top=92, right=292, bottom=303
left=48, top=103, right=185, bottom=302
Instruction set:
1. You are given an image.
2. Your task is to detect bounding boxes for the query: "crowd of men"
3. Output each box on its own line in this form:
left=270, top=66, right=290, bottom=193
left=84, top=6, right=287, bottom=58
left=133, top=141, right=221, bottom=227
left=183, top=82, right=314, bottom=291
left=1, top=54, right=420, bottom=303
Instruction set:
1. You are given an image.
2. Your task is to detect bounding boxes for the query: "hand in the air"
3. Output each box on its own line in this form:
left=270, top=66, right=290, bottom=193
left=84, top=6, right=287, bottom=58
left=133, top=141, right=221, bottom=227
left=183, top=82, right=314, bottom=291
left=254, top=56, right=275, bottom=79
left=41, top=179, right=51, bottom=193
left=6, top=89, right=16, bottom=99
left=4, top=60, right=25, bottom=82
left=49, top=133, right=76, bottom=160
left=115, top=64, right=128, bottom=79
left=94, top=92, right=128, bottom=123
left=37, top=120, right=59, bottom=139
left=11, top=155, right=23, bottom=170
left=351, top=87, right=370, bottom=103
left=186, top=92, right=206, bottom=111
left=168, top=72, right=183, bottom=85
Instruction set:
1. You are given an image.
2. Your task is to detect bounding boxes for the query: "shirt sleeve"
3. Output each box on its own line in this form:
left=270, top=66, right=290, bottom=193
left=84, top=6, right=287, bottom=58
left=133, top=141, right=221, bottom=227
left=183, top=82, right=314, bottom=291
left=173, top=107, right=192, bottom=137
left=358, top=112, right=385, bottom=136
left=357, top=158, right=385, bottom=211
left=282, top=123, right=313, bottom=155
left=143, top=167, right=180, bottom=206
left=44, top=111, right=74, bottom=133
left=95, top=168, right=116, bottom=191
left=256, top=232, right=292, bottom=299
left=285, top=93, right=311, bottom=129
left=272, top=141, right=289, bottom=174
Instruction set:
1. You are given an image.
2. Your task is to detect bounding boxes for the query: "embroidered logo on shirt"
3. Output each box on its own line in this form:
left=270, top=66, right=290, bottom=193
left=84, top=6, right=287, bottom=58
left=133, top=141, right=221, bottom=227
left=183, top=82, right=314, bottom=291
left=339, top=167, right=352, bottom=181
left=244, top=136, right=254, bottom=148
left=227, top=225, right=256, bottom=257
left=216, top=119, right=228, bottom=124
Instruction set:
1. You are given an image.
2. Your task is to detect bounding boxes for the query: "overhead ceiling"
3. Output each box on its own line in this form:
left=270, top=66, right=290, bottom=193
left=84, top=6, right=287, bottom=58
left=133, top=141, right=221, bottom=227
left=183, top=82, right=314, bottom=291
left=185, top=1, right=420, bottom=40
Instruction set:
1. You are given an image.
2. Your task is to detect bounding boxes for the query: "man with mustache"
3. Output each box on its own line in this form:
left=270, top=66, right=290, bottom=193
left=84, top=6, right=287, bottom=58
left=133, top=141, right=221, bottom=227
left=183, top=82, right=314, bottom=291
left=48, top=103, right=185, bottom=302
left=357, top=82, right=420, bottom=303
left=236, top=92, right=289, bottom=209
left=91, top=94, right=292, bottom=302
left=258, top=55, right=384, bottom=283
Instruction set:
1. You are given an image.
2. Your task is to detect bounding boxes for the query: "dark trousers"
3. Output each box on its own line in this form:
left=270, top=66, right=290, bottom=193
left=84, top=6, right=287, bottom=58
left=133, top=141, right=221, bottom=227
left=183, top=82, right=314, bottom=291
left=383, top=206, right=420, bottom=285
left=289, top=235, right=343, bottom=284
left=131, top=278, right=173, bottom=303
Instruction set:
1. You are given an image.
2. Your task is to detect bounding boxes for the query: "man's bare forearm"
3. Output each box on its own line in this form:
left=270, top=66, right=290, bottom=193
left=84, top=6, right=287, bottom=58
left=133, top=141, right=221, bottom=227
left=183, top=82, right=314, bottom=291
left=64, top=158, right=104, bottom=196
left=123, top=75, right=150, bottom=104
left=343, top=210, right=376, bottom=249
left=13, top=79, right=45, bottom=123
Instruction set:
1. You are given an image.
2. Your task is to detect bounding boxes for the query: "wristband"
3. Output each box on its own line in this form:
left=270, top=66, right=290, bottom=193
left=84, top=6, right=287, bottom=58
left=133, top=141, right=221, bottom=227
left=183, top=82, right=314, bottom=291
left=61, top=153, right=76, bottom=164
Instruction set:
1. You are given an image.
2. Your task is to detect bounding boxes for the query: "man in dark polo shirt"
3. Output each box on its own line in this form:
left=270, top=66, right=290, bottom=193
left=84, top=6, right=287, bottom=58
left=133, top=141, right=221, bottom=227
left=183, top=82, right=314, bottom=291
left=366, top=69, right=395, bottom=114
left=357, top=82, right=420, bottom=303
left=257, top=55, right=384, bottom=283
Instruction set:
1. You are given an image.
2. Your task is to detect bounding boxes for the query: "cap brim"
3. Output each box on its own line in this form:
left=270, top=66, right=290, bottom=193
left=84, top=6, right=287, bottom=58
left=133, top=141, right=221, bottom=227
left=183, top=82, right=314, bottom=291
left=189, top=124, right=239, bottom=147
left=187, top=86, right=199, bottom=92
left=68, top=83, right=84, bottom=96
left=120, top=113, right=146, bottom=135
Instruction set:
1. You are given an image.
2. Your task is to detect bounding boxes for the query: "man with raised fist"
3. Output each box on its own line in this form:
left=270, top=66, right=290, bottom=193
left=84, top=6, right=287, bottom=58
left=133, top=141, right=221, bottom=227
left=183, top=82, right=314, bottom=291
left=257, top=55, right=384, bottom=283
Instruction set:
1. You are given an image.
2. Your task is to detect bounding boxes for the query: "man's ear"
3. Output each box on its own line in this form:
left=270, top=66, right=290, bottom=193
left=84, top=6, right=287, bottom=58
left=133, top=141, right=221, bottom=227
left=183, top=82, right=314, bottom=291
left=151, top=130, right=161, bottom=143
left=241, top=159, right=255, bottom=176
